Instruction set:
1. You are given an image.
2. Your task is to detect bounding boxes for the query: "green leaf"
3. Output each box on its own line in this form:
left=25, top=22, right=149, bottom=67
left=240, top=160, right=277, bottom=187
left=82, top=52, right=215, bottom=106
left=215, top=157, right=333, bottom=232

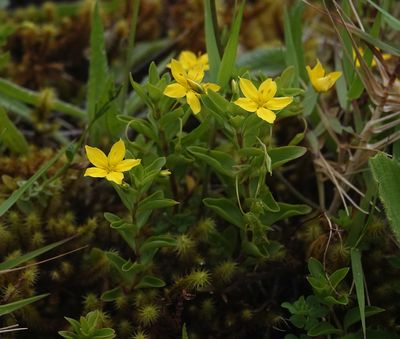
left=366, top=0, right=400, bottom=31
left=0, top=107, right=28, bottom=154
left=187, top=146, right=235, bottom=177
left=182, top=323, right=189, bottom=339
left=344, top=306, right=385, bottom=331
left=136, top=275, right=165, bottom=289
left=283, top=3, right=306, bottom=86
left=217, top=0, right=245, bottom=88
left=261, top=202, right=311, bottom=225
left=0, top=78, right=85, bottom=119
left=0, top=293, right=48, bottom=316
left=0, top=238, right=71, bottom=271
left=236, top=47, right=286, bottom=75
left=307, top=322, right=341, bottom=336
left=329, top=267, right=349, bottom=288
left=308, top=257, right=325, bottom=278
left=269, top=146, right=307, bottom=169
left=204, top=0, right=221, bottom=81
left=105, top=252, right=140, bottom=285
left=101, top=287, right=124, bottom=302
left=0, top=146, right=66, bottom=217
left=137, top=191, right=178, bottom=213
left=139, top=235, right=177, bottom=254
left=351, top=248, right=366, bottom=338
left=203, top=197, right=244, bottom=228
left=369, top=153, right=400, bottom=242
left=87, top=1, right=109, bottom=141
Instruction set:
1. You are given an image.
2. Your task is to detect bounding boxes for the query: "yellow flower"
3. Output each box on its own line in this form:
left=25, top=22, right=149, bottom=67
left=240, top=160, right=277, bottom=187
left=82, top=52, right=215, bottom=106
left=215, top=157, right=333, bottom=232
left=353, top=47, right=391, bottom=68
left=164, top=59, right=220, bottom=114
left=234, top=77, right=293, bottom=124
left=177, top=51, right=209, bottom=72
left=84, top=139, right=141, bottom=185
left=306, top=59, right=342, bottom=93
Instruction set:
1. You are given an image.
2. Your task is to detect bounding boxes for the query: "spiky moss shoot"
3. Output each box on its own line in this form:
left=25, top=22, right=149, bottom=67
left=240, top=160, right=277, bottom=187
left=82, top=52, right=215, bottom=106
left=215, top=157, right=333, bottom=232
left=8, top=211, right=20, bottom=228
left=134, top=291, right=147, bottom=308
left=60, top=261, right=74, bottom=276
left=137, top=303, right=160, bottom=327
left=192, top=218, right=216, bottom=241
left=25, top=211, right=41, bottom=232
left=118, top=319, right=133, bottom=337
left=241, top=309, right=253, bottom=321
left=42, top=1, right=57, bottom=20
left=174, top=234, right=196, bottom=259
left=114, top=295, right=129, bottom=310
left=97, top=311, right=114, bottom=328
left=31, top=231, right=44, bottom=249
left=83, top=293, right=102, bottom=312
left=327, top=242, right=350, bottom=267
left=200, top=298, right=215, bottom=319
left=365, top=217, right=387, bottom=240
left=297, top=221, right=324, bottom=243
left=21, top=266, right=39, bottom=286
left=225, top=313, right=237, bottom=328
left=0, top=224, right=12, bottom=253
left=185, top=269, right=211, bottom=291
left=213, top=261, right=237, bottom=284
left=5, top=249, right=22, bottom=262
left=131, top=329, right=150, bottom=339
left=50, top=270, right=61, bottom=282
left=265, top=312, right=286, bottom=329
left=2, top=283, right=20, bottom=302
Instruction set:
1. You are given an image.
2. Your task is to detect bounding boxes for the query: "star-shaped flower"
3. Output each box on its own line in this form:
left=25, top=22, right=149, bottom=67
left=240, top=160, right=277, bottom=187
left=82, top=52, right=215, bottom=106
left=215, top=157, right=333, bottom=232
left=234, top=77, right=293, bottom=124
left=164, top=59, right=219, bottom=114
left=84, top=139, right=141, bottom=185
left=306, top=59, right=342, bottom=93
left=177, top=51, right=209, bottom=71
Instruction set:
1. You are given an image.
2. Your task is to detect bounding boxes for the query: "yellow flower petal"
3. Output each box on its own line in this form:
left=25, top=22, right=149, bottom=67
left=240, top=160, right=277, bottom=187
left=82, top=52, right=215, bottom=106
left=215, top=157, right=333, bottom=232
left=239, top=78, right=259, bottom=102
left=328, top=71, right=342, bottom=84
left=179, top=51, right=197, bottom=70
left=256, top=107, right=276, bottom=124
left=84, top=167, right=108, bottom=178
left=265, top=96, right=293, bottom=111
left=108, top=139, right=125, bottom=166
left=234, top=97, right=258, bottom=112
left=106, top=171, right=124, bottom=185
left=170, top=59, right=188, bottom=85
left=314, top=73, right=341, bottom=92
left=85, top=145, right=108, bottom=169
left=199, top=54, right=209, bottom=70
left=188, top=67, right=204, bottom=83
left=164, top=83, right=187, bottom=98
left=307, top=60, right=341, bottom=93
left=203, top=83, right=220, bottom=93
left=114, top=159, right=141, bottom=172
left=259, top=78, right=277, bottom=102
left=311, top=59, right=325, bottom=78
left=186, top=91, right=201, bottom=114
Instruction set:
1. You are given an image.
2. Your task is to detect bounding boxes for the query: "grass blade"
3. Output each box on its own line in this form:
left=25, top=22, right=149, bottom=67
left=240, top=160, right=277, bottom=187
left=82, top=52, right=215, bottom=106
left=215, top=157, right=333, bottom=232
left=366, top=0, right=400, bottom=31
left=217, top=0, right=245, bottom=88
left=0, top=78, right=85, bottom=119
left=351, top=248, right=366, bottom=339
left=0, top=146, right=66, bottom=217
left=0, top=294, right=49, bottom=316
left=87, top=1, right=109, bottom=142
left=204, top=0, right=221, bottom=81
left=369, top=153, right=400, bottom=242
left=0, top=238, right=71, bottom=271
left=0, top=107, right=28, bottom=154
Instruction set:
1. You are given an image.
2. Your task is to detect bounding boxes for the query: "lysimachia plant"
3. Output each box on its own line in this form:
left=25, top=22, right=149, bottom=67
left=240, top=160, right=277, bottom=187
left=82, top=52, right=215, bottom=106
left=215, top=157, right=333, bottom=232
left=82, top=49, right=312, bottom=309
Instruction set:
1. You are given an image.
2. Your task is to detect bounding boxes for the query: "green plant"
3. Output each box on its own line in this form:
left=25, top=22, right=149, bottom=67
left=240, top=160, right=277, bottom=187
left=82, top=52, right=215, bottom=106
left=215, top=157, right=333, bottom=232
left=58, top=310, right=116, bottom=339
